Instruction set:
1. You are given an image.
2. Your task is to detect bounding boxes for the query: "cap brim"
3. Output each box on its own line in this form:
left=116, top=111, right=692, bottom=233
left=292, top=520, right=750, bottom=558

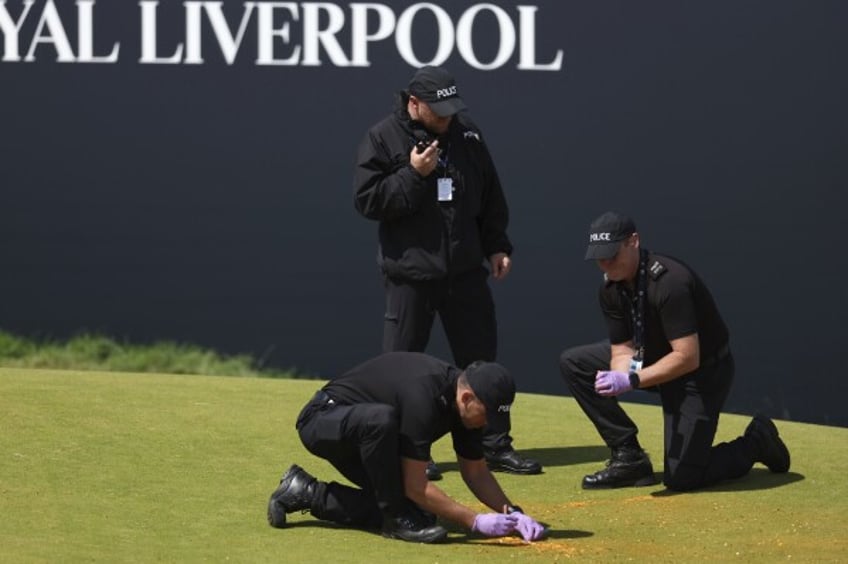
left=585, top=241, right=622, bottom=260
left=429, top=97, right=467, bottom=117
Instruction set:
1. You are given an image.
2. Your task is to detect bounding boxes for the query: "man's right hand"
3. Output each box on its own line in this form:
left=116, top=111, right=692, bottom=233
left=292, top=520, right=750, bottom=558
left=409, top=140, right=439, bottom=176
left=595, top=370, right=632, bottom=397
left=511, top=511, right=546, bottom=541
left=472, top=513, right=518, bottom=537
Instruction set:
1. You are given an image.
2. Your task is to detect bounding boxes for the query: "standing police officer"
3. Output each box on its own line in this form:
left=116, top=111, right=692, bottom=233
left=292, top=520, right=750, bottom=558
left=559, top=211, right=790, bottom=491
left=266, top=352, right=545, bottom=544
left=353, top=66, right=540, bottom=477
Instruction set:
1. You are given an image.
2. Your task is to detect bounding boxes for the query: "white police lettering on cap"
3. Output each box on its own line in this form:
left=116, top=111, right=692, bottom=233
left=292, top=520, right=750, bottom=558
left=436, top=85, right=457, bottom=98
left=589, top=232, right=611, bottom=242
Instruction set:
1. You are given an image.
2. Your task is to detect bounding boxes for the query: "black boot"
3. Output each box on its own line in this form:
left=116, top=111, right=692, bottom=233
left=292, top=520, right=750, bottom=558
left=485, top=448, right=543, bottom=475
left=745, top=414, right=790, bottom=473
left=582, top=446, right=658, bottom=489
left=267, top=464, right=319, bottom=528
left=381, top=511, right=447, bottom=543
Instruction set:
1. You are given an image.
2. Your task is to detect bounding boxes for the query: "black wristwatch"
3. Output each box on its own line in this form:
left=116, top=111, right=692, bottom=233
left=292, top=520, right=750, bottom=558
left=628, top=371, right=641, bottom=390
left=505, top=504, right=523, bottom=514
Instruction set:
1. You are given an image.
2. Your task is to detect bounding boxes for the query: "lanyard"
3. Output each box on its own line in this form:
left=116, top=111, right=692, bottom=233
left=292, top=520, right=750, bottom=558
left=622, top=249, right=649, bottom=361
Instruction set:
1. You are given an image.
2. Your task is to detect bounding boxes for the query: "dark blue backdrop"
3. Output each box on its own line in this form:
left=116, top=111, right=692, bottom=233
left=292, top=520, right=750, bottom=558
left=2, top=1, right=845, bottom=425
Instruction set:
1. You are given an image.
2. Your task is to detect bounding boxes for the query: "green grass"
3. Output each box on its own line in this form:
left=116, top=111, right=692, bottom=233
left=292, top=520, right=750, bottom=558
left=0, top=330, right=304, bottom=378
left=1, top=367, right=845, bottom=562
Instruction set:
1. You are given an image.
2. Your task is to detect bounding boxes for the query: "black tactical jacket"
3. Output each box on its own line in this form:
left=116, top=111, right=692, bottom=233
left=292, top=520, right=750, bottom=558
left=353, top=93, right=512, bottom=281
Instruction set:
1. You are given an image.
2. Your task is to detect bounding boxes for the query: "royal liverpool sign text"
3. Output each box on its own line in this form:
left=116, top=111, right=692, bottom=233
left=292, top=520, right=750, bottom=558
left=0, top=0, right=564, bottom=69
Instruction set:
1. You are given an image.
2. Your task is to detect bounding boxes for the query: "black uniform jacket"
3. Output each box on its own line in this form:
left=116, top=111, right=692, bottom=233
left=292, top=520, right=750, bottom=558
left=322, top=352, right=484, bottom=462
left=353, top=93, right=512, bottom=281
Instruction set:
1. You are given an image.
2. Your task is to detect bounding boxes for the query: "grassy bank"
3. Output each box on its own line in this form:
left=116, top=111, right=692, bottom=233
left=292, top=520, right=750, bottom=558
left=1, top=367, right=845, bottom=562
left=0, top=330, right=303, bottom=378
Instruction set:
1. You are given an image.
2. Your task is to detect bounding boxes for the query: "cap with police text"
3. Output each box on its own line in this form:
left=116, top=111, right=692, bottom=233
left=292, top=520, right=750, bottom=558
left=584, top=211, right=637, bottom=260
left=408, top=66, right=468, bottom=117
left=464, top=362, right=515, bottom=429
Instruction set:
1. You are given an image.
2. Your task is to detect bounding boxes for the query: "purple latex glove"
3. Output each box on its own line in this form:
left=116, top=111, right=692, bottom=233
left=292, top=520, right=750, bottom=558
left=511, top=512, right=546, bottom=542
left=595, top=370, right=632, bottom=397
left=472, top=513, right=518, bottom=537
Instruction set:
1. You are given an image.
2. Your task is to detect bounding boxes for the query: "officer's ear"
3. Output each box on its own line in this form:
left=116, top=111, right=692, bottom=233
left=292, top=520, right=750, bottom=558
left=458, top=389, right=477, bottom=408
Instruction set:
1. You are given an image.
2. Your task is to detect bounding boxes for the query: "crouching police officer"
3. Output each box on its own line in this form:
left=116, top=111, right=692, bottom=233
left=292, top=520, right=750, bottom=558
left=559, top=211, right=790, bottom=491
left=267, top=352, right=546, bottom=543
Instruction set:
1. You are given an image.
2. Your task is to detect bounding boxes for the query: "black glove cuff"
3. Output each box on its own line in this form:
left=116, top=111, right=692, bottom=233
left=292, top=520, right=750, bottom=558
left=506, top=504, right=523, bottom=514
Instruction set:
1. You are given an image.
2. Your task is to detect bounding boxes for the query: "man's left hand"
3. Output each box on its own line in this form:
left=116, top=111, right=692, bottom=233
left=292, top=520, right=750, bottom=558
left=595, top=370, right=632, bottom=397
left=510, top=511, right=546, bottom=542
left=489, top=252, right=512, bottom=280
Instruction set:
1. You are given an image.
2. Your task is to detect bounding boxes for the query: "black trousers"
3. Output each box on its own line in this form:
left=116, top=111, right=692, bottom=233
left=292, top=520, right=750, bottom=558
left=382, top=267, right=511, bottom=452
left=295, top=391, right=404, bottom=529
left=559, top=340, right=756, bottom=491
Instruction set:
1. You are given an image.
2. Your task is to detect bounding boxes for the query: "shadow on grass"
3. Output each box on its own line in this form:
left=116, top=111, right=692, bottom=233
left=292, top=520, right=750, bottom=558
left=650, top=468, right=805, bottom=496
left=443, top=521, right=594, bottom=544
left=276, top=520, right=472, bottom=544
left=280, top=514, right=595, bottom=546
left=434, top=445, right=610, bottom=475
left=540, top=528, right=593, bottom=540
left=277, top=519, right=591, bottom=545
left=453, top=529, right=594, bottom=546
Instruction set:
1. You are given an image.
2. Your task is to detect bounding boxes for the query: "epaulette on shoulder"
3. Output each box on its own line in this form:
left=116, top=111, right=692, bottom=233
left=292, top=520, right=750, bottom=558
left=648, top=259, right=668, bottom=280
left=456, top=114, right=483, bottom=143
left=462, top=129, right=482, bottom=143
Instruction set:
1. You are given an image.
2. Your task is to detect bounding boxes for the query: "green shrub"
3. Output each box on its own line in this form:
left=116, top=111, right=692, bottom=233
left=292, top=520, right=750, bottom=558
left=0, top=329, right=306, bottom=378
left=0, top=331, right=36, bottom=358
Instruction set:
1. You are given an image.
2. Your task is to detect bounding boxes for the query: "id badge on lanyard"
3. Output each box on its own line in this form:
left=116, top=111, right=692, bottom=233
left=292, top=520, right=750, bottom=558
left=629, top=354, right=643, bottom=373
left=437, top=177, right=453, bottom=201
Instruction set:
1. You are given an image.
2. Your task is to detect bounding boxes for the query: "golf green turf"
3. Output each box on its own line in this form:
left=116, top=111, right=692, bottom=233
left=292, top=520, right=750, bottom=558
left=1, top=368, right=845, bottom=562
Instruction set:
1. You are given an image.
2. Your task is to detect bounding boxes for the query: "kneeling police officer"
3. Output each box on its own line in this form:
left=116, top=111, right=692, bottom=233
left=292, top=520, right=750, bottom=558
left=267, top=352, right=545, bottom=543
left=560, top=211, right=790, bottom=491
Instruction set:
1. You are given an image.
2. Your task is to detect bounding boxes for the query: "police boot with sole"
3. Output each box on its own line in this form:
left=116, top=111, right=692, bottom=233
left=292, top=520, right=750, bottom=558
left=381, top=512, right=448, bottom=543
left=582, top=446, right=658, bottom=489
left=485, top=448, right=543, bottom=475
left=745, top=414, right=790, bottom=473
left=267, top=464, right=318, bottom=528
